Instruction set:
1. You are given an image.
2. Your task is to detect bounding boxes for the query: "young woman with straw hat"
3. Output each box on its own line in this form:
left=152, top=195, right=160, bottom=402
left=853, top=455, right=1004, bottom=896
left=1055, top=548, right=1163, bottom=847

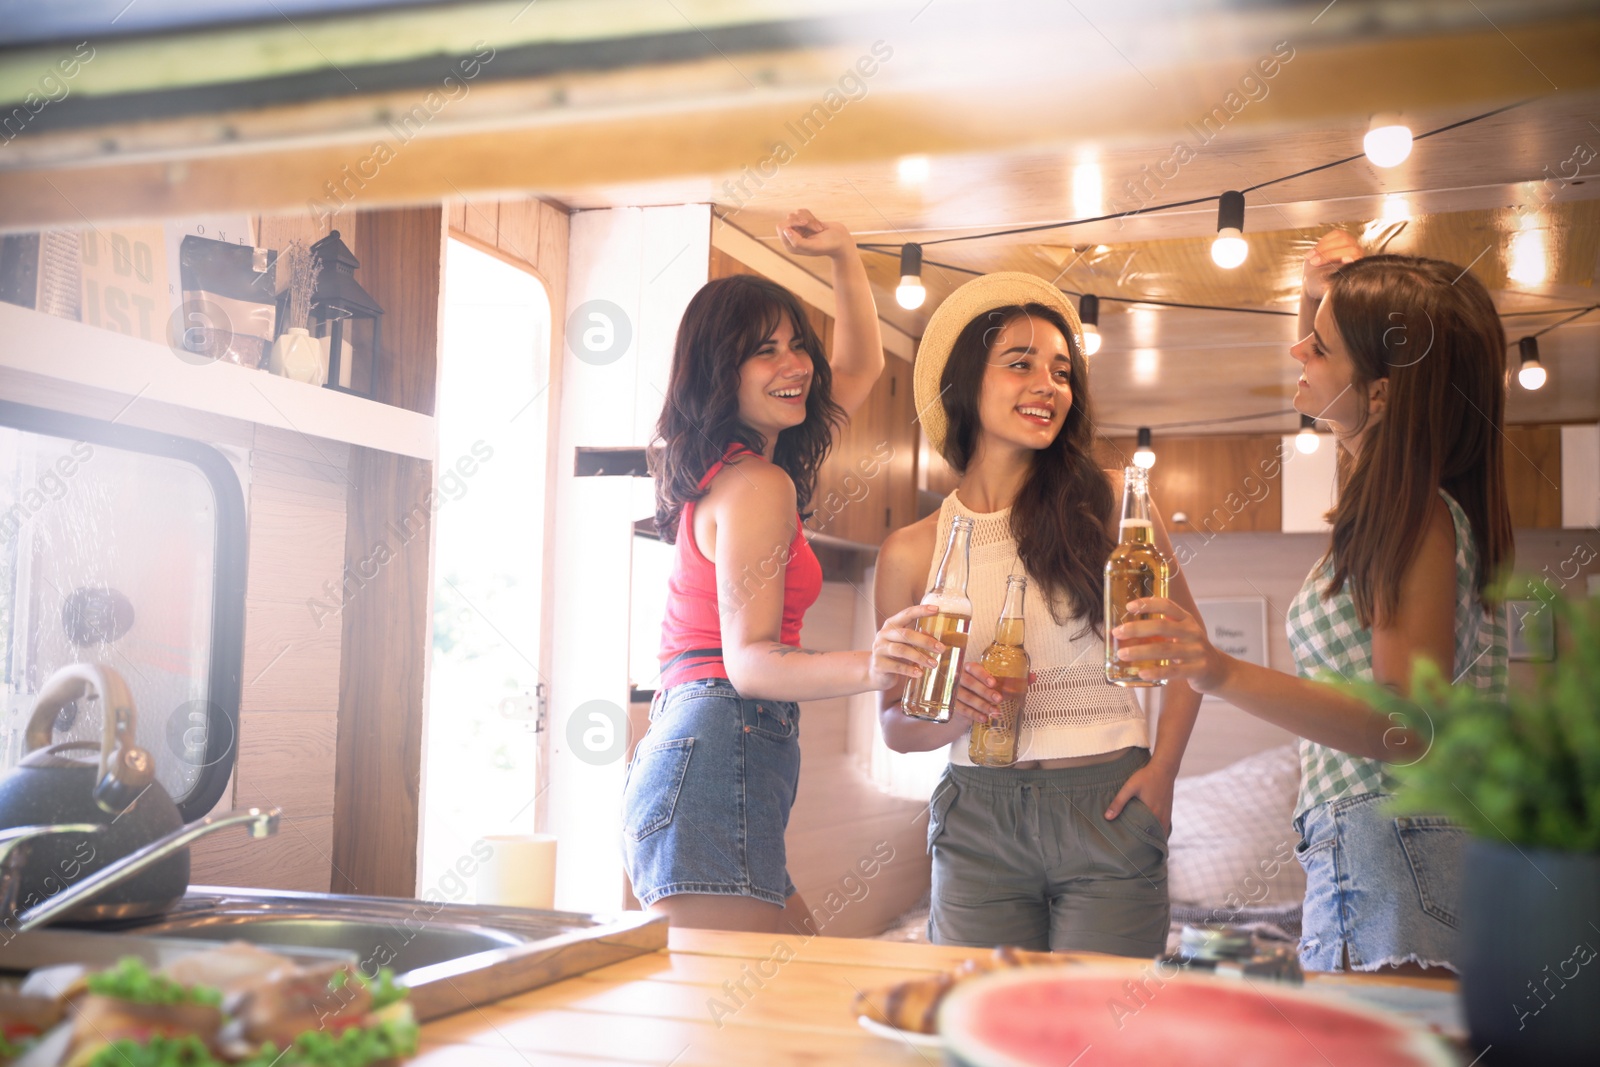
left=874, top=272, right=1204, bottom=954
left=624, top=209, right=947, bottom=935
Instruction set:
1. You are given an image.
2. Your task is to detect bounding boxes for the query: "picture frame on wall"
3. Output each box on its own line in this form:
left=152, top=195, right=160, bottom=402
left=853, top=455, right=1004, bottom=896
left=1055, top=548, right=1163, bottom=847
left=1506, top=599, right=1556, bottom=662
left=1194, top=597, right=1270, bottom=669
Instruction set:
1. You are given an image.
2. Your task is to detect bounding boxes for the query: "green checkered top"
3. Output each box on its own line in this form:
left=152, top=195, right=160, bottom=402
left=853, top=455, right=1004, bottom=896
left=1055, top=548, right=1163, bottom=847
left=1287, top=490, right=1507, bottom=817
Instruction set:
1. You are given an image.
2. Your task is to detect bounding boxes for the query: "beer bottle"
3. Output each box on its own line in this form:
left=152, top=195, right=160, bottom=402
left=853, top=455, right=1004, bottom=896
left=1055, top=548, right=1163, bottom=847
left=1104, top=466, right=1171, bottom=686
left=969, top=574, right=1029, bottom=767
left=902, top=516, right=974, bottom=722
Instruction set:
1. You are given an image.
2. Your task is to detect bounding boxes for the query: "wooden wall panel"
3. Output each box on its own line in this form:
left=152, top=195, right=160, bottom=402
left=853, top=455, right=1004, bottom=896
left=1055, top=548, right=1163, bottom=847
left=332, top=447, right=432, bottom=896
left=1504, top=424, right=1562, bottom=529
left=189, top=814, right=335, bottom=894
left=355, top=206, right=443, bottom=416
left=232, top=710, right=339, bottom=816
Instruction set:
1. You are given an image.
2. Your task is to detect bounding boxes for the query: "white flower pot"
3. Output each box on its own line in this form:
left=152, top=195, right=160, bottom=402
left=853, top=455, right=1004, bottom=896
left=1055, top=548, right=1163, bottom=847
left=269, top=327, right=325, bottom=386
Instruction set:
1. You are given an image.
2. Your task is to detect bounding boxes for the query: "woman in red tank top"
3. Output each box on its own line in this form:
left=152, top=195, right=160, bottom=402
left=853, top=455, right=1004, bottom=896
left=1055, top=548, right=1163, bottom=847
left=622, top=209, right=945, bottom=934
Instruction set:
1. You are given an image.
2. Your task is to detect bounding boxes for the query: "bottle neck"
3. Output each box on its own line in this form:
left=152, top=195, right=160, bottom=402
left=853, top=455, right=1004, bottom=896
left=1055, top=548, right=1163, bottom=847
left=994, top=577, right=1026, bottom=646
left=932, top=521, right=972, bottom=596
left=1119, top=468, right=1153, bottom=536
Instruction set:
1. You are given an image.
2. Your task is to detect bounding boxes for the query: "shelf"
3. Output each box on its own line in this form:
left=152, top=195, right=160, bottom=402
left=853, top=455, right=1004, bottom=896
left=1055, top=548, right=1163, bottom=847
left=0, top=302, right=436, bottom=460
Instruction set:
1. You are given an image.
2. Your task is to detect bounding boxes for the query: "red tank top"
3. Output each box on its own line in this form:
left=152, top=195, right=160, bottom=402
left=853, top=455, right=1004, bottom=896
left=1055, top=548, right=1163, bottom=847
left=658, top=445, right=823, bottom=688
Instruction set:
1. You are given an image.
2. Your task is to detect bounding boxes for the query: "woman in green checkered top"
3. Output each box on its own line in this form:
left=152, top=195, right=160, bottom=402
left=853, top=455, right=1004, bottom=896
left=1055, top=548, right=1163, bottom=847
left=1115, top=229, right=1512, bottom=975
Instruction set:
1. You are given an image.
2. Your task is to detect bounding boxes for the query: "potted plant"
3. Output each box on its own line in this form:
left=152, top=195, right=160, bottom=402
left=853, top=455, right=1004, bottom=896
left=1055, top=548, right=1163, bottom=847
left=1355, top=586, right=1599, bottom=1066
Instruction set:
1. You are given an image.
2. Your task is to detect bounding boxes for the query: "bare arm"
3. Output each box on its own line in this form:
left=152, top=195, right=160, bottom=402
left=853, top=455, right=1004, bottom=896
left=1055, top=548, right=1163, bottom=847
left=713, top=459, right=939, bottom=701
left=777, top=209, right=884, bottom=417
left=1115, top=499, right=1460, bottom=761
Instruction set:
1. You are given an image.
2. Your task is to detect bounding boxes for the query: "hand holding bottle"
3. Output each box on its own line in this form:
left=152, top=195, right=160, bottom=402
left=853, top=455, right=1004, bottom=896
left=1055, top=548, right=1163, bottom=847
left=866, top=603, right=947, bottom=691
left=1112, top=596, right=1228, bottom=692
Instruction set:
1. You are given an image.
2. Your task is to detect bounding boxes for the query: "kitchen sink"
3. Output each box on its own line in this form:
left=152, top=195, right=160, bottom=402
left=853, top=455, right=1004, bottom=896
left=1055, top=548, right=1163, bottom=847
left=10, top=885, right=666, bottom=1021
left=138, top=917, right=527, bottom=972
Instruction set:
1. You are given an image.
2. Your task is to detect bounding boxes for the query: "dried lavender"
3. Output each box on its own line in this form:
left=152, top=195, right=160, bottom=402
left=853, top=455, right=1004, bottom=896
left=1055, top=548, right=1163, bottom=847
left=281, top=238, right=320, bottom=332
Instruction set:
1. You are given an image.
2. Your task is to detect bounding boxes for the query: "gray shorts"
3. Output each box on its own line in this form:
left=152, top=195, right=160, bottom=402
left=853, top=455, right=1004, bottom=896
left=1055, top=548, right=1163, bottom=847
left=926, top=748, right=1170, bottom=956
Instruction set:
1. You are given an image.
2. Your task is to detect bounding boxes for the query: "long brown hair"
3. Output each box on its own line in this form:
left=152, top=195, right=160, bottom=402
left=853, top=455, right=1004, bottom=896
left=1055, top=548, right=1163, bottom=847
left=939, top=303, right=1114, bottom=633
left=1322, top=254, right=1513, bottom=627
left=651, top=274, right=844, bottom=542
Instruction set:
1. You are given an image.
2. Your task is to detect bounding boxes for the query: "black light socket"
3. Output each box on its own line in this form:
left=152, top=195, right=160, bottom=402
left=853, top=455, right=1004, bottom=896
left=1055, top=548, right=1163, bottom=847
left=1136, top=426, right=1152, bottom=449
left=1217, top=190, right=1246, bottom=233
left=1519, top=336, right=1540, bottom=365
left=1300, top=413, right=1316, bottom=431
left=899, top=242, right=923, bottom=276
left=1079, top=293, right=1099, bottom=327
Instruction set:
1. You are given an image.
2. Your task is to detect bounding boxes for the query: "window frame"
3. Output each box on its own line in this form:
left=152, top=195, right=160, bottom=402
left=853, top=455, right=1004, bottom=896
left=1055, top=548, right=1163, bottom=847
left=0, top=398, right=247, bottom=820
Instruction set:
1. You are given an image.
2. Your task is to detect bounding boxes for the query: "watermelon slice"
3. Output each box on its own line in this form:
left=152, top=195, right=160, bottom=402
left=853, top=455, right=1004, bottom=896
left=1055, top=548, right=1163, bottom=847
left=939, top=967, right=1455, bottom=1067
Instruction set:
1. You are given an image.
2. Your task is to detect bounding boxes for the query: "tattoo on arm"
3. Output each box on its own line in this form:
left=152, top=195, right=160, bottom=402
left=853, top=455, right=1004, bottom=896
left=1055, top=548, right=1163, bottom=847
left=769, top=644, right=825, bottom=659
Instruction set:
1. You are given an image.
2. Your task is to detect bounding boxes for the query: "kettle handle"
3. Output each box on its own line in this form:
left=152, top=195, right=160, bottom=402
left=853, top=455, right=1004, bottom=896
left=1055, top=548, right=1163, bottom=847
left=26, top=664, right=155, bottom=814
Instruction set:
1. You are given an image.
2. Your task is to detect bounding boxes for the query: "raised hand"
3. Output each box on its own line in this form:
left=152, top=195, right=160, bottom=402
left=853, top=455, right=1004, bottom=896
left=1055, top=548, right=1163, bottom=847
left=777, top=208, right=855, bottom=259
left=1302, top=229, right=1365, bottom=304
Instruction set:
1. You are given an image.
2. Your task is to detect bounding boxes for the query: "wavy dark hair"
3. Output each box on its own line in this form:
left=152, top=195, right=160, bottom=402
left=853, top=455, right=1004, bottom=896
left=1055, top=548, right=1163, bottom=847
left=939, top=303, right=1115, bottom=634
left=652, top=274, right=844, bottom=542
left=1320, top=254, right=1514, bottom=627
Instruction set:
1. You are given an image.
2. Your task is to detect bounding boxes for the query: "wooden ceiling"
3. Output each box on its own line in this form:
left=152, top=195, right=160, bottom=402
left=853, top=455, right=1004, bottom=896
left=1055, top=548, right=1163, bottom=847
left=553, top=92, right=1600, bottom=433
left=2, top=0, right=1597, bottom=432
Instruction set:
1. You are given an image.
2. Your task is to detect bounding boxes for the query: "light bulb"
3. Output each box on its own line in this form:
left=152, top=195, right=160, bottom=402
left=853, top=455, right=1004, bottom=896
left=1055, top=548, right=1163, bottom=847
left=1211, top=230, right=1248, bottom=269
left=1517, top=336, right=1546, bottom=390
left=897, top=155, right=930, bottom=184
left=1212, top=190, right=1248, bottom=269
left=896, top=242, right=925, bottom=309
left=1082, top=324, right=1102, bottom=356
left=1364, top=116, right=1413, bottom=168
left=1295, top=414, right=1320, bottom=455
left=1133, top=427, right=1155, bottom=469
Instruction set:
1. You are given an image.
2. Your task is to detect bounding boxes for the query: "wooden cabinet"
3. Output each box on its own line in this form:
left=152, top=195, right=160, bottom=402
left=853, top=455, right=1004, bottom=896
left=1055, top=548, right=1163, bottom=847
left=808, top=355, right=917, bottom=545
left=1504, top=424, right=1562, bottom=529
left=1095, top=434, right=1284, bottom=534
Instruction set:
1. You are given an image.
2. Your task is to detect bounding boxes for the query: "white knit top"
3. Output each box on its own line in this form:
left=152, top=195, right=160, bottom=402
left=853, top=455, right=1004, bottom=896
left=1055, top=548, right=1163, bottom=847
left=930, top=492, right=1149, bottom=766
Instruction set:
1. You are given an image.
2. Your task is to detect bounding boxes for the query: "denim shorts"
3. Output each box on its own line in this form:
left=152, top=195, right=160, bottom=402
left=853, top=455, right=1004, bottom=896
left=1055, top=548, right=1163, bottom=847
left=1295, top=791, right=1466, bottom=972
left=620, top=678, right=801, bottom=908
left=926, top=748, right=1170, bottom=956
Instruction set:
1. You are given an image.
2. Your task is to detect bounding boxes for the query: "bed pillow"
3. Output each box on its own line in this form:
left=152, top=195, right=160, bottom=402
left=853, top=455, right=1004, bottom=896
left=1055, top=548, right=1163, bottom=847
left=1167, top=745, right=1306, bottom=911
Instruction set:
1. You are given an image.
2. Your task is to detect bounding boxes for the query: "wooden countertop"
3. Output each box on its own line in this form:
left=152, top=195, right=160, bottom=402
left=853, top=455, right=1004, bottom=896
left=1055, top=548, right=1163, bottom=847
left=413, top=928, right=1461, bottom=1066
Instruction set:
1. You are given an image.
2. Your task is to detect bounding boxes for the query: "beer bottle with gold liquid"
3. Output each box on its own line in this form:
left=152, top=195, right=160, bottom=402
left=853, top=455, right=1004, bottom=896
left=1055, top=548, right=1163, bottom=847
left=1104, top=466, right=1171, bottom=686
left=969, top=574, right=1029, bottom=767
left=902, top=516, right=974, bottom=722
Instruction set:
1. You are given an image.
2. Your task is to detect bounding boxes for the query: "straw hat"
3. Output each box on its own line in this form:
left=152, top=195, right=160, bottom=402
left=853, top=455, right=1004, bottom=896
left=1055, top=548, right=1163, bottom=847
left=913, top=272, right=1083, bottom=455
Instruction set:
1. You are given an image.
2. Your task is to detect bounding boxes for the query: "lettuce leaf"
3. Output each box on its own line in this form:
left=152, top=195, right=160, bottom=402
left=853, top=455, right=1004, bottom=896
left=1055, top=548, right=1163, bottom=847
left=86, top=958, right=223, bottom=1008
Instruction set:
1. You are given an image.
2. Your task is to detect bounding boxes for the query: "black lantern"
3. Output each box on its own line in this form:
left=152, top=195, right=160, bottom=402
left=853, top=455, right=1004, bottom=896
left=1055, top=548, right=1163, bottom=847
left=306, top=230, right=383, bottom=397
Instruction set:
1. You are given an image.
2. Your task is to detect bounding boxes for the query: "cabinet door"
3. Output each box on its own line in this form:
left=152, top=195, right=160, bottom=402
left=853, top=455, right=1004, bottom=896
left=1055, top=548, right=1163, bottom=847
left=1504, top=424, right=1562, bottom=529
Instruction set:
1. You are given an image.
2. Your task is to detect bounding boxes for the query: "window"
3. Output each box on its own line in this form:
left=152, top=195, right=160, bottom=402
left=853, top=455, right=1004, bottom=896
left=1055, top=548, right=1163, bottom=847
left=0, top=399, right=246, bottom=819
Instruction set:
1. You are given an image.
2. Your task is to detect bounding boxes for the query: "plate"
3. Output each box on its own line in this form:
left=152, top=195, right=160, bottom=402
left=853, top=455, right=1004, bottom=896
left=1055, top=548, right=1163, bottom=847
left=857, top=1012, right=945, bottom=1049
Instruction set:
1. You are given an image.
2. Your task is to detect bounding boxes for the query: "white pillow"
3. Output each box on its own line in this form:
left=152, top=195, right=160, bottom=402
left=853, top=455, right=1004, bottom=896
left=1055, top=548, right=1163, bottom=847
left=1167, top=745, right=1306, bottom=910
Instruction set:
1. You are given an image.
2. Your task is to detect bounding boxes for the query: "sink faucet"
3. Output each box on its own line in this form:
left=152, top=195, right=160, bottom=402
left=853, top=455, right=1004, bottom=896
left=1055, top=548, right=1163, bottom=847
left=0, top=823, right=103, bottom=923
left=6, top=807, right=280, bottom=933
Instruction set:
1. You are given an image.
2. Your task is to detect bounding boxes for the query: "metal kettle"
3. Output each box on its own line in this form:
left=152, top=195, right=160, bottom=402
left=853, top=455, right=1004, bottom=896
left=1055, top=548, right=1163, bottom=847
left=0, top=663, right=188, bottom=920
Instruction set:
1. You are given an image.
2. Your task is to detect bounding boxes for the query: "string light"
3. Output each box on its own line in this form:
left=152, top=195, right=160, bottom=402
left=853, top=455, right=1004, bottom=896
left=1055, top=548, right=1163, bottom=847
left=897, top=155, right=931, bottom=183
left=1079, top=293, right=1102, bottom=356
left=1517, top=336, right=1547, bottom=390
left=1211, top=190, right=1248, bottom=269
left=1295, top=413, right=1321, bottom=455
left=1133, top=427, right=1156, bottom=469
left=895, top=243, right=925, bottom=310
left=1364, top=114, right=1414, bottom=168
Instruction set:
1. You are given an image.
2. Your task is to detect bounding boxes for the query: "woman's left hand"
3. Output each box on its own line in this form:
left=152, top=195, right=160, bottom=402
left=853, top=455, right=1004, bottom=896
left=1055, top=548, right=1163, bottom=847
left=1104, top=762, right=1177, bottom=835
left=1112, top=596, right=1230, bottom=693
left=777, top=208, right=855, bottom=258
